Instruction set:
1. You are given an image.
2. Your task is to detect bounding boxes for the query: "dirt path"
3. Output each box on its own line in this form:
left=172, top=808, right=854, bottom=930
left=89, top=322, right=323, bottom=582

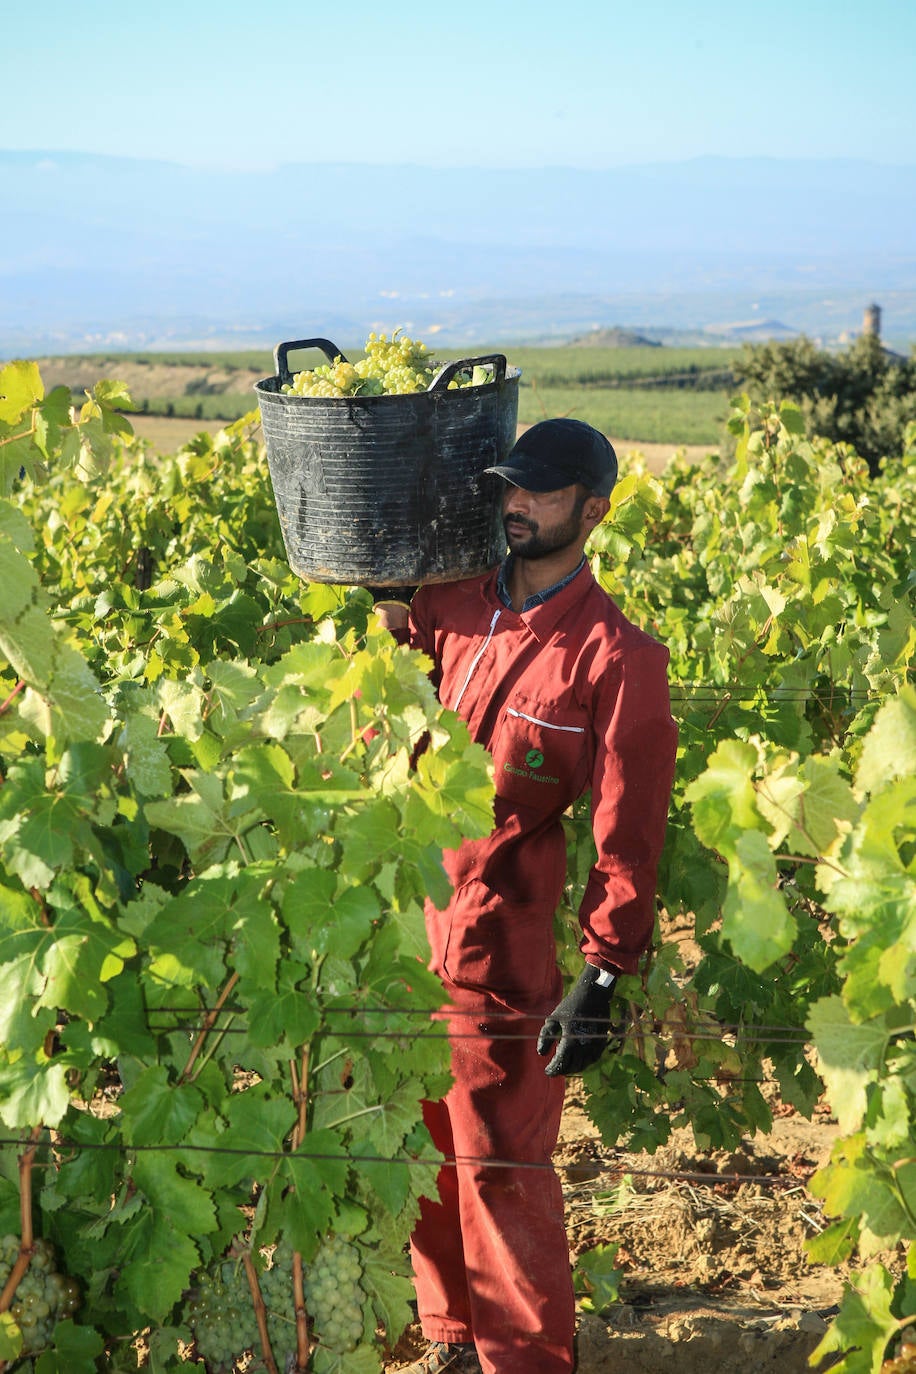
left=388, top=1089, right=845, bottom=1374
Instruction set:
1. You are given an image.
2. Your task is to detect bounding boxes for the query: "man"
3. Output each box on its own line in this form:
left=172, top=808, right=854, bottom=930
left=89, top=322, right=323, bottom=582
left=375, top=418, right=677, bottom=1374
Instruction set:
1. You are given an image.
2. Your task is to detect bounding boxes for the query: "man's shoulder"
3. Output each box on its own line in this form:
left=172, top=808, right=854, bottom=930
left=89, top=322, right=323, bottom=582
left=415, top=570, right=496, bottom=614
left=577, top=575, right=669, bottom=659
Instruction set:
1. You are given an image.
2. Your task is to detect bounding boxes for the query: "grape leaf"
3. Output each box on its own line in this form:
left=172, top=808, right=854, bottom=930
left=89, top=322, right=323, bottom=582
left=856, top=685, right=916, bottom=796
left=360, top=1242, right=416, bottom=1344
left=805, top=1215, right=859, bottom=1266
left=721, top=829, right=796, bottom=971
left=277, top=1141, right=350, bottom=1254
left=685, top=738, right=763, bottom=855
left=809, top=1261, right=898, bottom=1373
left=574, top=1241, right=623, bottom=1313
left=121, top=1066, right=206, bottom=1146
left=807, top=996, right=887, bottom=1133
left=34, top=1319, right=105, bottom=1373
left=118, top=1208, right=202, bottom=1324
left=0, top=1056, right=70, bottom=1128
left=407, top=743, right=494, bottom=846
left=120, top=709, right=172, bottom=799
left=809, top=1131, right=916, bottom=1257
left=247, top=959, right=321, bottom=1049
left=0, top=359, right=43, bottom=423
left=144, top=770, right=235, bottom=867
left=198, top=1088, right=294, bottom=1189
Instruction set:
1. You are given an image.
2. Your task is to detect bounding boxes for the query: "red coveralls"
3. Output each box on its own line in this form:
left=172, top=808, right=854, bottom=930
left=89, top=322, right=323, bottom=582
left=404, top=562, right=678, bottom=1374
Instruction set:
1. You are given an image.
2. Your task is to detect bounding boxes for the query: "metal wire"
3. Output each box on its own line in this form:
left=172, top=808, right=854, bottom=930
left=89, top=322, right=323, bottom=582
left=0, top=1134, right=810, bottom=1189
left=144, top=1012, right=814, bottom=1050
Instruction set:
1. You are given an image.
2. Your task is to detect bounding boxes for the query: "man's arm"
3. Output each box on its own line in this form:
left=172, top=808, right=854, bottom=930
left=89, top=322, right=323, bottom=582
left=538, top=639, right=677, bottom=1076
left=578, top=640, right=678, bottom=975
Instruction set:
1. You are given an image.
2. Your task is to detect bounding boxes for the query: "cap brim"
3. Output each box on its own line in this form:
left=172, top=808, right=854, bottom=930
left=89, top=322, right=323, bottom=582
left=482, top=461, right=576, bottom=492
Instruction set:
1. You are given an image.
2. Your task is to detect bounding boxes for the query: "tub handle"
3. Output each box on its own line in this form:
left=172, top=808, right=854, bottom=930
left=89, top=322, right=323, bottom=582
left=429, top=354, right=507, bottom=391
left=274, top=338, right=348, bottom=387
left=274, top=342, right=507, bottom=392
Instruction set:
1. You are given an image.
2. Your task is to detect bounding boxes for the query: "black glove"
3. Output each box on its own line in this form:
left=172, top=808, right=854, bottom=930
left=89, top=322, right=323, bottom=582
left=537, top=964, right=619, bottom=1077
left=365, top=585, right=419, bottom=604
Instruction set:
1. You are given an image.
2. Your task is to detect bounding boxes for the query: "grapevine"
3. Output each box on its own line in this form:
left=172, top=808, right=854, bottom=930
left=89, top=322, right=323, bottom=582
left=0, top=359, right=913, bottom=1371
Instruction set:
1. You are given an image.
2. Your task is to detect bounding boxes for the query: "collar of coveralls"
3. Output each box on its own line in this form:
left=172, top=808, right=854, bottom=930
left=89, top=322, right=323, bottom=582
left=495, top=553, right=587, bottom=615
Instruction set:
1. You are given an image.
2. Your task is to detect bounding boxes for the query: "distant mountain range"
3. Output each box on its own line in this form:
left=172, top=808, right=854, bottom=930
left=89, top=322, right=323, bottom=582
left=3, top=151, right=915, bottom=355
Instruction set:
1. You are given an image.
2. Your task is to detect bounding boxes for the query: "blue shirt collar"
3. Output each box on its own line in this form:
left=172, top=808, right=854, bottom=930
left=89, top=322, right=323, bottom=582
left=496, top=554, right=587, bottom=613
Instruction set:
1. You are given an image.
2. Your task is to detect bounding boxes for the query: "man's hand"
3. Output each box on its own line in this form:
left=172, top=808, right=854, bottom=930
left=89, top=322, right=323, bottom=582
left=366, top=586, right=418, bottom=633
left=537, top=964, right=620, bottom=1077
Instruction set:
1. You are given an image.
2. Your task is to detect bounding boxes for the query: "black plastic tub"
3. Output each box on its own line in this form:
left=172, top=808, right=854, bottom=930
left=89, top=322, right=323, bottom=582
left=255, top=337, right=521, bottom=586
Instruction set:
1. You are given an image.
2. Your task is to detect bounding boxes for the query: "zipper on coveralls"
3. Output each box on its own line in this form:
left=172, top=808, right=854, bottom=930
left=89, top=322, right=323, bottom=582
left=452, top=609, right=502, bottom=713
left=506, top=708, right=586, bottom=733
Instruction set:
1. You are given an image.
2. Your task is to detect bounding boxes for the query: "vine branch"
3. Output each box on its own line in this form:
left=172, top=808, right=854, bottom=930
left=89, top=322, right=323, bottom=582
left=0, top=1125, right=44, bottom=1373
left=242, top=1250, right=279, bottom=1374
left=181, top=973, right=240, bottom=1081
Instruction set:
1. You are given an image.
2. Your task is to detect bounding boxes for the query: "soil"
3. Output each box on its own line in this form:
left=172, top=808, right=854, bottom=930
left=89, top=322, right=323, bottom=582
left=34, top=356, right=266, bottom=403
left=387, top=1091, right=850, bottom=1374
left=386, top=918, right=858, bottom=1374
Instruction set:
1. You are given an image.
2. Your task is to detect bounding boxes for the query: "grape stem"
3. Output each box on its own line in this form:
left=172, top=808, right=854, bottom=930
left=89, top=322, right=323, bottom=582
left=290, top=1044, right=311, bottom=1149
left=292, top=1250, right=311, bottom=1372
left=0, top=1126, right=44, bottom=1373
left=0, top=680, right=25, bottom=716
left=242, top=1249, right=280, bottom=1374
left=289, top=1049, right=314, bottom=1367
left=181, top=973, right=240, bottom=1081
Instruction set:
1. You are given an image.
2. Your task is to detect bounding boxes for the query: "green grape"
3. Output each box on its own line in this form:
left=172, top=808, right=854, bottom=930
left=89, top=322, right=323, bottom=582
left=304, top=1235, right=366, bottom=1354
left=281, top=329, right=485, bottom=399
left=260, top=1257, right=298, bottom=1367
left=187, top=1263, right=259, bottom=1371
left=0, top=1236, right=82, bottom=1355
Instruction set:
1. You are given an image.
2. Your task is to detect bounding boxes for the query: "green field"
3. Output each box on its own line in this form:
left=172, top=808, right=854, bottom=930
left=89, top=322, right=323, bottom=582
left=479, top=344, right=735, bottom=387
left=517, top=385, right=728, bottom=444
left=77, top=343, right=735, bottom=382
left=129, top=382, right=729, bottom=443
left=32, top=343, right=739, bottom=445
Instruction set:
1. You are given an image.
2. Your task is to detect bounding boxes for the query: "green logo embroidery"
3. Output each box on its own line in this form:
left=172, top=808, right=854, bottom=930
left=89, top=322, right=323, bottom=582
left=525, top=749, right=544, bottom=769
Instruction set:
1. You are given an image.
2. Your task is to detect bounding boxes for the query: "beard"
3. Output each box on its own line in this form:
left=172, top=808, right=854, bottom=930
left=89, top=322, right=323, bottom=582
left=503, top=492, right=588, bottom=560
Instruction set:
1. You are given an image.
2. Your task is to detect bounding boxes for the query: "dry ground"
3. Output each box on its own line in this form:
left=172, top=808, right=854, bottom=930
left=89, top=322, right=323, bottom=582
left=387, top=1092, right=850, bottom=1374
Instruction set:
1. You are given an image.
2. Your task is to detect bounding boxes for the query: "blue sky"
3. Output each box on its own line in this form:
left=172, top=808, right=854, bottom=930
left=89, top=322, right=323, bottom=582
left=3, top=0, right=915, bottom=169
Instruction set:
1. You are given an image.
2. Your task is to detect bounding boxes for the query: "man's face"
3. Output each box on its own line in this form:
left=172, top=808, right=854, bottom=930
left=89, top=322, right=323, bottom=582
left=502, top=483, right=589, bottom=560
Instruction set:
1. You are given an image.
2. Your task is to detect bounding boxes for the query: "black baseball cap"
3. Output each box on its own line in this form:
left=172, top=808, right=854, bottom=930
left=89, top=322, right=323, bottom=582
left=484, top=418, right=618, bottom=496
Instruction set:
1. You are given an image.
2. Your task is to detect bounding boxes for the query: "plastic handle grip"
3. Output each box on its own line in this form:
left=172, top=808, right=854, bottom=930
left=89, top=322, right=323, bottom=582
left=428, top=354, right=507, bottom=392
left=274, top=338, right=348, bottom=386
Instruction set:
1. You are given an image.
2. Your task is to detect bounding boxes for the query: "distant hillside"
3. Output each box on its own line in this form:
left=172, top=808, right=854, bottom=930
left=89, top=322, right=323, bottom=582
left=704, top=319, right=799, bottom=342
left=567, top=328, right=662, bottom=348
left=3, top=151, right=916, bottom=353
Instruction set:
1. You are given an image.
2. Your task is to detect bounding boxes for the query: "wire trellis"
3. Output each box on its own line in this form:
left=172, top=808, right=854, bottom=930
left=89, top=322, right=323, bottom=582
left=0, top=1133, right=817, bottom=1192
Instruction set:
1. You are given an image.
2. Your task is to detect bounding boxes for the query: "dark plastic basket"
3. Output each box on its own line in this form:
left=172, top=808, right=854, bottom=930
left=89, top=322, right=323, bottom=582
left=255, top=337, right=520, bottom=586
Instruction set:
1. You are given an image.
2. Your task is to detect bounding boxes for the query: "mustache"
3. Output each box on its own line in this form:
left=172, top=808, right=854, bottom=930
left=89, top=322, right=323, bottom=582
left=504, top=513, right=537, bottom=533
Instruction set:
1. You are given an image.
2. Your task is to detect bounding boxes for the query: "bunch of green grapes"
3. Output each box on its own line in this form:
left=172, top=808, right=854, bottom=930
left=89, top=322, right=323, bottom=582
left=187, top=1262, right=258, bottom=1372
left=354, top=331, right=435, bottom=395
left=259, top=1256, right=297, bottom=1366
left=283, top=330, right=487, bottom=398
left=283, top=331, right=434, bottom=398
left=187, top=1241, right=366, bottom=1370
left=304, top=1235, right=366, bottom=1354
left=0, top=1234, right=80, bottom=1356
left=283, top=356, right=375, bottom=398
